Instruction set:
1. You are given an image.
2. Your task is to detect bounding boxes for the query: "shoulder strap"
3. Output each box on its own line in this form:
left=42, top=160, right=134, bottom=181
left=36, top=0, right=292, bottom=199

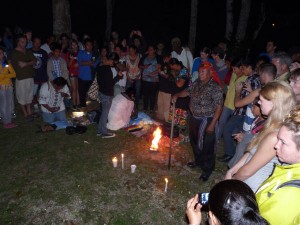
left=276, top=180, right=300, bottom=190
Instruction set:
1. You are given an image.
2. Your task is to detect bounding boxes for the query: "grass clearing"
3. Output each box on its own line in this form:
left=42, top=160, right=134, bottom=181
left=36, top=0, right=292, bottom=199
left=0, top=109, right=227, bottom=225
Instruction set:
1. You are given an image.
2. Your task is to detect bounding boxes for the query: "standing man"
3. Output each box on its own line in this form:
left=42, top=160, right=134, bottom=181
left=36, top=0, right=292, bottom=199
left=96, top=53, right=123, bottom=138
left=77, top=38, right=95, bottom=108
left=173, top=62, right=223, bottom=181
left=11, top=35, right=36, bottom=121
left=31, top=37, right=48, bottom=112
left=171, top=37, right=193, bottom=73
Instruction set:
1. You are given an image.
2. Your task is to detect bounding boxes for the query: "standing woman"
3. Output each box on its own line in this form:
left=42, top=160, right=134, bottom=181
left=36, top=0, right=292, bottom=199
left=140, top=45, right=163, bottom=113
left=0, top=47, right=17, bottom=128
left=67, top=39, right=80, bottom=109
left=125, top=45, right=142, bottom=109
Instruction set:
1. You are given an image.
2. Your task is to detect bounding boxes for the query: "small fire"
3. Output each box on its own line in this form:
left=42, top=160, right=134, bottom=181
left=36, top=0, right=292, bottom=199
left=150, top=127, right=162, bottom=151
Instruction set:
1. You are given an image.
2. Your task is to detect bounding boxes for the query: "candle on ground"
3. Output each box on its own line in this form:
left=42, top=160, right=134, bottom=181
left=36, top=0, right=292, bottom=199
left=121, top=154, right=124, bottom=169
left=164, top=178, right=168, bottom=192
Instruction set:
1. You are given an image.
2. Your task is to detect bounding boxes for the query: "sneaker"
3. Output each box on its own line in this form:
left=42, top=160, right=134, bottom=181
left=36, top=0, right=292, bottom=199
left=101, top=133, right=116, bottom=138
left=96, top=133, right=102, bottom=137
left=4, top=123, right=17, bottom=129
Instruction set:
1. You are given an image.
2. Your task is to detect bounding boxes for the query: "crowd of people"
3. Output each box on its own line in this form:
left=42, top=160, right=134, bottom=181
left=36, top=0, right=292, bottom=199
left=1, top=27, right=300, bottom=224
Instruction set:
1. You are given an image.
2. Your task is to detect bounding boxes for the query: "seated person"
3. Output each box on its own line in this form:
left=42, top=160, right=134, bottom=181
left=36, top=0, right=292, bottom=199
left=186, top=179, right=268, bottom=225
left=107, top=87, right=135, bottom=131
left=228, top=98, right=266, bottom=168
left=224, top=81, right=295, bottom=192
left=38, top=77, right=70, bottom=124
left=256, top=105, right=300, bottom=225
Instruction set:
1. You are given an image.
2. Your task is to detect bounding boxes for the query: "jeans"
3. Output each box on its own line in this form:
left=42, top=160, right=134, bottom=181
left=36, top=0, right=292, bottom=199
left=78, top=78, right=92, bottom=107
left=142, top=81, right=159, bottom=111
left=97, top=92, right=113, bottom=135
left=0, top=88, right=13, bottom=124
left=222, top=115, right=244, bottom=157
left=126, top=79, right=141, bottom=109
left=42, top=110, right=67, bottom=124
left=189, top=115, right=216, bottom=176
left=217, top=106, right=233, bottom=140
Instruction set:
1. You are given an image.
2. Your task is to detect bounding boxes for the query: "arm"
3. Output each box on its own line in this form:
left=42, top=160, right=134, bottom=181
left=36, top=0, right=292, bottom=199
left=175, top=78, right=186, bottom=88
left=224, top=152, right=250, bottom=179
left=235, top=89, right=260, bottom=108
left=206, top=105, right=222, bottom=134
left=172, top=89, right=189, bottom=103
left=47, top=59, right=54, bottom=81
left=232, top=132, right=277, bottom=181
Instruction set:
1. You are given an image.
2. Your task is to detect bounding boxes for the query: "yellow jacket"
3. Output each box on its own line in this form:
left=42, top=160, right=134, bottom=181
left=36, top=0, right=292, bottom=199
left=0, top=63, right=16, bottom=85
left=256, top=163, right=300, bottom=225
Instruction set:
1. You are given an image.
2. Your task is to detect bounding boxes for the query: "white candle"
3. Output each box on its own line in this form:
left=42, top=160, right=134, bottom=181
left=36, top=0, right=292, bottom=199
left=121, top=154, right=124, bottom=169
left=112, top=157, right=118, bottom=168
left=164, top=178, right=168, bottom=192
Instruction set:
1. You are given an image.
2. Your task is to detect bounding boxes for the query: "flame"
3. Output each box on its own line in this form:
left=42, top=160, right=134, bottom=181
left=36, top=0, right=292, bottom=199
left=150, top=127, right=162, bottom=150
left=165, top=178, right=168, bottom=183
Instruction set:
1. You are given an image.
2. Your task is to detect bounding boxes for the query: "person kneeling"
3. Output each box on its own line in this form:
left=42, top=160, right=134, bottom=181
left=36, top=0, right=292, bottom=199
left=107, top=87, right=135, bottom=131
left=38, top=77, right=70, bottom=124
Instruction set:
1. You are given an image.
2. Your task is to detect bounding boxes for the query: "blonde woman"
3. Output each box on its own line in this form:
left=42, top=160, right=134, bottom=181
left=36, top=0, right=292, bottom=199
left=225, top=81, right=296, bottom=192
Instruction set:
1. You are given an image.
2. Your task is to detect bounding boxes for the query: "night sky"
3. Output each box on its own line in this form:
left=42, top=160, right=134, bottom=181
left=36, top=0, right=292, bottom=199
left=1, top=0, right=300, bottom=55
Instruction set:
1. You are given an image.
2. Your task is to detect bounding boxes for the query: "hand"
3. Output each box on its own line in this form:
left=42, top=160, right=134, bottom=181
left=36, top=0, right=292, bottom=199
left=235, top=82, right=243, bottom=92
left=232, top=132, right=244, bottom=143
left=48, top=107, right=59, bottom=113
left=290, top=62, right=300, bottom=72
left=60, top=92, right=69, bottom=98
left=186, top=194, right=202, bottom=225
left=18, top=61, right=27, bottom=68
left=206, top=123, right=214, bottom=134
left=117, top=71, right=123, bottom=77
left=243, top=81, right=252, bottom=92
left=224, top=171, right=233, bottom=180
left=171, top=95, right=178, bottom=103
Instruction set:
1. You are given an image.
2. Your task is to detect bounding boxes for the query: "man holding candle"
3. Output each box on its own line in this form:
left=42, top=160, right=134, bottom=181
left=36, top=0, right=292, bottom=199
left=172, top=62, right=223, bottom=181
left=96, top=52, right=124, bottom=138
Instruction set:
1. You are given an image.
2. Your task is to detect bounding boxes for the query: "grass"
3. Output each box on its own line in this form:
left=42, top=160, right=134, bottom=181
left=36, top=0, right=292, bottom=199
left=0, top=107, right=227, bottom=225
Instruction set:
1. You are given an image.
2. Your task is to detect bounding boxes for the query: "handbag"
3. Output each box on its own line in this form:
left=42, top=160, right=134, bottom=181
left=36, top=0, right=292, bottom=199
left=87, top=76, right=100, bottom=102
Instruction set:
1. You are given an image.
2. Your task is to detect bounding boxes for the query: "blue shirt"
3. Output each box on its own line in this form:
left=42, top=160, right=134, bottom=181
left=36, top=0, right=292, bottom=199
left=78, top=50, right=93, bottom=80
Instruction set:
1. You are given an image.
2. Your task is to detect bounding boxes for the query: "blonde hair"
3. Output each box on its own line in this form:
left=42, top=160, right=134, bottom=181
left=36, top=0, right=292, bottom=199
left=283, top=105, right=300, bottom=150
left=247, top=81, right=296, bottom=150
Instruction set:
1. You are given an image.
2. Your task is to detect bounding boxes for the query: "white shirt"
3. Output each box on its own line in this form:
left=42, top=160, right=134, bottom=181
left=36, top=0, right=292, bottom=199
left=171, top=47, right=193, bottom=71
left=38, top=82, right=70, bottom=113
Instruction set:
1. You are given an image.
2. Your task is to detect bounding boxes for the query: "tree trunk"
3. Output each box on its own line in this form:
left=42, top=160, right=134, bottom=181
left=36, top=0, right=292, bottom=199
left=52, top=0, right=71, bottom=38
left=252, top=1, right=266, bottom=41
left=235, top=0, right=251, bottom=42
left=188, top=0, right=198, bottom=54
left=225, top=0, right=234, bottom=41
left=103, top=0, right=115, bottom=46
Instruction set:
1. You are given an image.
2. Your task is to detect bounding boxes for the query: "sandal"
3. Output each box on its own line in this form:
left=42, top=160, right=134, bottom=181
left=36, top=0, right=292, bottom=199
left=4, top=123, right=18, bottom=129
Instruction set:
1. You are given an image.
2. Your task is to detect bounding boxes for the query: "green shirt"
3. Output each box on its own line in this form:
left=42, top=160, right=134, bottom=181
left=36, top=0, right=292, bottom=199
left=11, top=49, right=35, bottom=80
left=224, top=73, right=247, bottom=110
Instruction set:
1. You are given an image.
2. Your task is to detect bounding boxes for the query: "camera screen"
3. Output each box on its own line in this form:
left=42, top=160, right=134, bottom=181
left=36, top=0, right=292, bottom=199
left=199, top=192, right=209, bottom=205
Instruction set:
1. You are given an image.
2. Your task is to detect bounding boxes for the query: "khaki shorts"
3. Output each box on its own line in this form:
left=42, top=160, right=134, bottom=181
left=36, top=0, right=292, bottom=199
left=16, top=78, right=34, bottom=105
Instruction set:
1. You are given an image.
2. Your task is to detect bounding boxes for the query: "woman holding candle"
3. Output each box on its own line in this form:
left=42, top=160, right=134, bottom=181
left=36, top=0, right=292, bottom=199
left=0, top=47, right=17, bottom=128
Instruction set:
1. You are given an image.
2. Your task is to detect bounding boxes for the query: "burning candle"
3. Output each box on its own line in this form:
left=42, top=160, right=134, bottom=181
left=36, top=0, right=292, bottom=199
left=121, top=154, right=124, bottom=169
left=164, top=178, right=168, bottom=192
left=112, top=157, right=118, bottom=168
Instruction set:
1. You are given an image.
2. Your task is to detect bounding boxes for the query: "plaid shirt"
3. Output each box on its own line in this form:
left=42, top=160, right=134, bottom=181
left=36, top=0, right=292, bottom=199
left=234, top=73, right=261, bottom=116
left=52, top=59, right=62, bottom=78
